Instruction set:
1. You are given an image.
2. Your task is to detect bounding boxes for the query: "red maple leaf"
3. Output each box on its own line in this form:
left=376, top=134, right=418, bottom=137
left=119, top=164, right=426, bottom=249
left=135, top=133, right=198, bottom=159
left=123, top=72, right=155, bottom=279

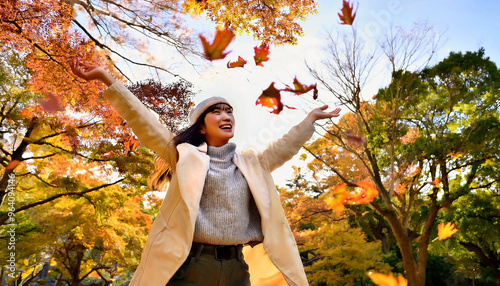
left=41, top=92, right=64, bottom=113
left=199, top=26, right=235, bottom=61
left=338, top=0, right=357, bottom=25
left=344, top=130, right=366, bottom=145
left=283, top=77, right=319, bottom=99
left=255, top=83, right=295, bottom=114
left=227, top=56, right=247, bottom=68
left=254, top=43, right=270, bottom=66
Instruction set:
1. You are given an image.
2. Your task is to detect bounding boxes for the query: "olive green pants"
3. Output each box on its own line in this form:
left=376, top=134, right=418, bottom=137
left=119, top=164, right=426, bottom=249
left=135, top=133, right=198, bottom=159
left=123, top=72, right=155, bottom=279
left=166, top=252, right=251, bottom=286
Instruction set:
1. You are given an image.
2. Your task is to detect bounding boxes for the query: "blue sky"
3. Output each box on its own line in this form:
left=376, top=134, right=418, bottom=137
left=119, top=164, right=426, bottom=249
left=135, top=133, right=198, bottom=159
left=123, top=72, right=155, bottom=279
left=120, top=0, right=500, bottom=186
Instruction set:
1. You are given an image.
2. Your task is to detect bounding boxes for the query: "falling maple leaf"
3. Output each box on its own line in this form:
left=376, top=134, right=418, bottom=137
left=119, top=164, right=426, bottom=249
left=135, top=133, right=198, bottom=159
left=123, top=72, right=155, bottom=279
left=427, top=177, right=441, bottom=187
left=255, top=83, right=295, bottom=114
left=283, top=77, right=318, bottom=99
left=5, top=160, right=20, bottom=173
left=123, top=135, right=140, bottom=155
left=437, top=222, right=458, bottom=240
left=350, top=181, right=379, bottom=204
left=41, top=92, right=64, bottom=113
left=338, top=0, right=357, bottom=25
left=227, top=56, right=247, bottom=68
left=344, top=130, right=366, bottom=145
left=199, top=26, right=235, bottom=61
left=368, top=272, right=408, bottom=286
left=325, top=181, right=378, bottom=215
left=254, top=43, right=270, bottom=66
left=325, top=183, right=349, bottom=215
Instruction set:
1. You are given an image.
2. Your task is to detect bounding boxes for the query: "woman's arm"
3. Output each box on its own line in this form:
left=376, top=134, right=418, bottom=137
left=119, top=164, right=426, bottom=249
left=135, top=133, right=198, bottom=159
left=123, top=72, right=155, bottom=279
left=70, top=59, right=177, bottom=168
left=260, top=105, right=341, bottom=172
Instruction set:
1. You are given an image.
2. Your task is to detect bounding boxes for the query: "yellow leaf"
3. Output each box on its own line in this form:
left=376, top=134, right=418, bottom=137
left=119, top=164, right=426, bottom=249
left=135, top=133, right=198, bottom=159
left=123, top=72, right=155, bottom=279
left=49, top=258, right=57, bottom=266
left=368, top=272, right=408, bottom=286
left=437, top=222, right=458, bottom=240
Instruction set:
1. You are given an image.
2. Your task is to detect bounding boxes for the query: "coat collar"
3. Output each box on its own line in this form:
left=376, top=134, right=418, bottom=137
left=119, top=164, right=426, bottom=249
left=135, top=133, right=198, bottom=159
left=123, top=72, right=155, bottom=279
left=196, top=142, right=208, bottom=153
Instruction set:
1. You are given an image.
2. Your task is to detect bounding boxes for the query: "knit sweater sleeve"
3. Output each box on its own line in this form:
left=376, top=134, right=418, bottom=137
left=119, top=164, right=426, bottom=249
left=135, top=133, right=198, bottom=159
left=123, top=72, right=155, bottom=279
left=258, top=119, right=315, bottom=172
left=103, top=81, right=177, bottom=168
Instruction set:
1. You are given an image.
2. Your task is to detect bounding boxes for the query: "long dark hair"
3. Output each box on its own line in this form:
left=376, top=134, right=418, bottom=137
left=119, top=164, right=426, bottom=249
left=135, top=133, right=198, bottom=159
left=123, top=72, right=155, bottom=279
left=148, top=103, right=232, bottom=190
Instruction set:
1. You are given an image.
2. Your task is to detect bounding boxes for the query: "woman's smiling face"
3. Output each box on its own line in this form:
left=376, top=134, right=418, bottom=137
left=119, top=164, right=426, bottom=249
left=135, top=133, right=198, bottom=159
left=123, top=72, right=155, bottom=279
left=200, top=104, right=234, bottom=147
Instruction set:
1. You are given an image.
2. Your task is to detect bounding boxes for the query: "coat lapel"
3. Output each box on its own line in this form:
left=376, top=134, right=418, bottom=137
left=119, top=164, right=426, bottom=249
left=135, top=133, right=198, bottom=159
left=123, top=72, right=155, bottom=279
left=175, top=143, right=210, bottom=222
left=233, top=152, right=271, bottom=222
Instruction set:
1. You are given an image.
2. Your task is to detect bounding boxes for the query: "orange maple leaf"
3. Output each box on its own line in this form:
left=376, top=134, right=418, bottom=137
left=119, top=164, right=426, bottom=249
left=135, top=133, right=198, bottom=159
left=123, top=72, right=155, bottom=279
left=41, top=92, right=64, bottom=113
left=227, top=56, right=247, bottom=68
left=368, top=272, right=408, bottom=286
left=437, top=222, right=458, bottom=240
left=350, top=181, right=378, bottom=204
left=199, top=26, right=235, bottom=61
left=5, top=160, right=20, bottom=173
left=283, top=77, right=318, bottom=99
left=338, top=0, right=358, bottom=25
left=254, top=43, right=270, bottom=66
left=326, top=182, right=378, bottom=215
left=255, top=83, right=295, bottom=115
left=325, top=183, right=349, bottom=215
left=427, top=177, right=441, bottom=187
left=123, top=135, right=140, bottom=155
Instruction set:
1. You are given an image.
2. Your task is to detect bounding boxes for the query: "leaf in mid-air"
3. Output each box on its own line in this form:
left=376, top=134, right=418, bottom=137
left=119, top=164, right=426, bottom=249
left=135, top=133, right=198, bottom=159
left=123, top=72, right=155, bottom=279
left=255, top=83, right=295, bottom=114
left=427, top=177, right=440, bottom=186
left=325, top=183, right=349, bottom=215
left=123, top=135, right=140, bottom=155
left=41, top=92, right=64, bottom=113
left=338, top=0, right=357, bottom=25
left=349, top=181, right=378, bottom=204
left=368, top=272, right=408, bottom=286
left=254, top=43, right=270, bottom=66
left=283, top=77, right=318, bottom=99
left=344, top=130, right=366, bottom=145
left=227, top=56, right=247, bottom=68
left=325, top=181, right=378, bottom=215
left=200, top=26, right=235, bottom=61
left=437, top=222, right=458, bottom=240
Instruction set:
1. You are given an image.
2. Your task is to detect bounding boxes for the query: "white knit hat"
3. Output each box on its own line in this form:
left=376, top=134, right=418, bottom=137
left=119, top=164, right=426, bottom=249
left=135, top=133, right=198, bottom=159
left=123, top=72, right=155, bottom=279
left=189, top=96, right=231, bottom=125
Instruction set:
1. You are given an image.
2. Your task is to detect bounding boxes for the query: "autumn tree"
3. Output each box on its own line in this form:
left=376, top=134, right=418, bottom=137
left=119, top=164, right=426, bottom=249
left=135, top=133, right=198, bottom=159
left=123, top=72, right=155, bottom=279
left=280, top=170, right=391, bottom=286
left=183, top=0, right=318, bottom=45
left=306, top=21, right=500, bottom=286
left=0, top=49, right=193, bottom=285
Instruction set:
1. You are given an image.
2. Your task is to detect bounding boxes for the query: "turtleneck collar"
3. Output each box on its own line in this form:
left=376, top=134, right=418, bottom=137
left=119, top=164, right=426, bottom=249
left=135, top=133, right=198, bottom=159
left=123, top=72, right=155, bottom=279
left=207, top=142, right=236, bottom=159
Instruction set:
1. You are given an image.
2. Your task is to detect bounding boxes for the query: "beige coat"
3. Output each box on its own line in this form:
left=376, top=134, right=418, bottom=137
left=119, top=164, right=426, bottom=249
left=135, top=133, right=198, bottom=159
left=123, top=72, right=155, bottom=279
left=103, top=82, right=312, bottom=286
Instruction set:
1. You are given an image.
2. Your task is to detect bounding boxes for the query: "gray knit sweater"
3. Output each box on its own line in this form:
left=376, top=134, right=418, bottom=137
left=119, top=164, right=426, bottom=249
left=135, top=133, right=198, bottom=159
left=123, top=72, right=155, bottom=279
left=193, top=143, right=264, bottom=245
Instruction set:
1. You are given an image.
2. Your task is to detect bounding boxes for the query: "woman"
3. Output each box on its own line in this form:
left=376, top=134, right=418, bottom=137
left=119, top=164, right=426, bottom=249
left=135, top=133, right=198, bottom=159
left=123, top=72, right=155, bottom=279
left=70, top=60, right=341, bottom=286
